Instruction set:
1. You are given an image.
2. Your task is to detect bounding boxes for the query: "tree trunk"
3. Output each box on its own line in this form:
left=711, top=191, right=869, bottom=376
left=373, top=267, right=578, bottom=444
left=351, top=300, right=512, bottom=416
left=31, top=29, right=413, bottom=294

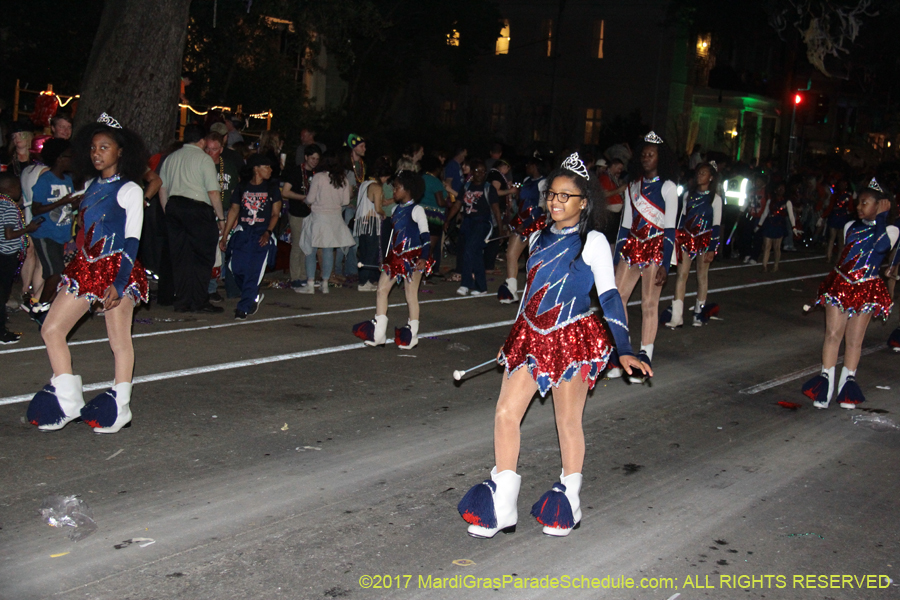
left=75, top=0, right=193, bottom=154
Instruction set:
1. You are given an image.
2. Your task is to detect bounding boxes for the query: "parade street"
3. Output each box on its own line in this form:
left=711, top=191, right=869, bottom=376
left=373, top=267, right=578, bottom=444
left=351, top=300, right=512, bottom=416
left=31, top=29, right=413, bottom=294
left=1, top=252, right=898, bottom=600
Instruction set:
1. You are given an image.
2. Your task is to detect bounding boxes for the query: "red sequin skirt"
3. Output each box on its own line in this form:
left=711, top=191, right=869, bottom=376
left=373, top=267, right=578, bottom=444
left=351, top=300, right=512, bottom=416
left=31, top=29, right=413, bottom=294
left=59, top=251, right=149, bottom=305
left=814, top=272, right=892, bottom=319
left=676, top=229, right=712, bottom=260
left=509, top=210, right=547, bottom=241
left=621, top=235, right=664, bottom=268
left=499, top=313, right=613, bottom=396
left=383, top=246, right=434, bottom=282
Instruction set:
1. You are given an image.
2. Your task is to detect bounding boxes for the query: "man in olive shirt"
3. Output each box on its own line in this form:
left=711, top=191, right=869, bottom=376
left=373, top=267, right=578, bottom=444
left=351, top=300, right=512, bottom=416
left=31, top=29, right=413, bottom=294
left=159, top=124, right=225, bottom=313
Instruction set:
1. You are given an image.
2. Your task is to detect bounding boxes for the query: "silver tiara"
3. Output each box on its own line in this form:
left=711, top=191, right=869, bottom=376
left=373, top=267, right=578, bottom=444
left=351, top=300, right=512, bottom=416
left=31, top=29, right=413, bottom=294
left=98, top=113, right=122, bottom=129
left=560, top=152, right=590, bottom=180
left=708, top=160, right=718, bottom=172
left=868, top=178, right=883, bottom=193
left=644, top=131, right=664, bottom=144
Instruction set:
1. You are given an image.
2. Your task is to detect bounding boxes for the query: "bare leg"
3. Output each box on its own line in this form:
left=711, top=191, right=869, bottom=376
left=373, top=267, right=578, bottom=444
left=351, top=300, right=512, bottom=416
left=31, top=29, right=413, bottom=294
left=505, top=234, right=526, bottom=281
left=375, top=271, right=394, bottom=316
left=494, top=368, right=540, bottom=473
left=696, top=256, right=711, bottom=301
left=773, top=237, right=783, bottom=271
left=615, top=262, right=642, bottom=324
left=21, top=244, right=38, bottom=297
left=403, top=270, right=423, bottom=321
left=822, top=304, right=849, bottom=369
left=674, top=252, right=691, bottom=303
left=842, top=312, right=872, bottom=371
left=41, top=292, right=91, bottom=376
left=761, top=238, right=772, bottom=271
left=104, top=299, right=136, bottom=384
left=640, top=263, right=662, bottom=346
left=550, top=377, right=590, bottom=475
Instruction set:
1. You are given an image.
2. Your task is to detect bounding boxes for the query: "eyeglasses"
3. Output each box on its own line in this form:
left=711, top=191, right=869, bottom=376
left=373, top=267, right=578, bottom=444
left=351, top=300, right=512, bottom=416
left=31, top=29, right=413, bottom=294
left=543, top=190, right=584, bottom=203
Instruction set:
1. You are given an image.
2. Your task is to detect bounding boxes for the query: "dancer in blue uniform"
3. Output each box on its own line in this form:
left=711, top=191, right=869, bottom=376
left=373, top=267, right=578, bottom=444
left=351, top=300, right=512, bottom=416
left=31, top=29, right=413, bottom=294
left=219, top=154, right=281, bottom=320
left=610, top=132, right=678, bottom=381
left=802, top=179, right=898, bottom=409
left=457, top=154, right=650, bottom=539
left=665, top=162, right=722, bottom=328
left=757, top=181, right=799, bottom=272
left=823, top=179, right=853, bottom=263
left=27, top=113, right=149, bottom=434
left=498, top=157, right=547, bottom=303
left=353, top=170, right=433, bottom=349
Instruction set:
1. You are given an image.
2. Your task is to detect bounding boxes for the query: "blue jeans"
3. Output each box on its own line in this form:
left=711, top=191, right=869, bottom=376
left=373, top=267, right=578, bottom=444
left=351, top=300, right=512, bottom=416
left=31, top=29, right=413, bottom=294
left=306, top=247, right=335, bottom=281
left=458, top=219, right=490, bottom=292
left=335, top=205, right=358, bottom=276
left=357, top=232, right=381, bottom=285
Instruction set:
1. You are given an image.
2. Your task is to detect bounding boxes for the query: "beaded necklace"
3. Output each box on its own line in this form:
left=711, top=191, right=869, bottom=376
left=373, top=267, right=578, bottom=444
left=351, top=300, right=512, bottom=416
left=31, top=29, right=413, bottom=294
left=353, top=159, right=366, bottom=185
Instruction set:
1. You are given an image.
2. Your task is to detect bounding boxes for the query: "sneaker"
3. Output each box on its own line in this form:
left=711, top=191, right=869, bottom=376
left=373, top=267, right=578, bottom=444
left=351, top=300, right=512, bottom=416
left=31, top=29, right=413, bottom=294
left=234, top=310, right=247, bottom=320
left=290, top=279, right=306, bottom=289
left=251, top=293, right=264, bottom=315
left=209, top=292, right=224, bottom=303
left=742, top=256, right=750, bottom=264
left=357, top=282, right=377, bottom=292
left=30, top=302, right=50, bottom=325
left=748, top=259, right=758, bottom=265
left=692, top=312, right=703, bottom=327
left=314, top=279, right=322, bottom=288
left=606, top=368, right=623, bottom=379
left=470, top=290, right=488, bottom=296
left=0, top=330, right=21, bottom=344
left=456, top=286, right=469, bottom=296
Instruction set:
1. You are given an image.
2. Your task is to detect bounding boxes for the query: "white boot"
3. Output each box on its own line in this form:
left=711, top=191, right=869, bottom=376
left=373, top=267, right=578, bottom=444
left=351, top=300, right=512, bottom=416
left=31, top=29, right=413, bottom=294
left=692, top=298, right=705, bottom=327
left=296, top=279, right=315, bottom=294
left=541, top=471, right=583, bottom=537
left=397, top=319, right=419, bottom=349
left=464, top=467, right=521, bottom=538
left=500, top=278, right=519, bottom=304
left=29, top=374, right=85, bottom=431
left=665, top=299, right=684, bottom=329
left=84, top=382, right=133, bottom=434
left=365, top=315, right=388, bottom=347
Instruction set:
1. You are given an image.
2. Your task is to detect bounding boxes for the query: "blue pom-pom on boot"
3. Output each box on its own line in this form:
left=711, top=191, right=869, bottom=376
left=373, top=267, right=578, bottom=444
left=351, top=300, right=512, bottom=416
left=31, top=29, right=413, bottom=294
left=26, top=374, right=84, bottom=431
left=458, top=467, right=520, bottom=538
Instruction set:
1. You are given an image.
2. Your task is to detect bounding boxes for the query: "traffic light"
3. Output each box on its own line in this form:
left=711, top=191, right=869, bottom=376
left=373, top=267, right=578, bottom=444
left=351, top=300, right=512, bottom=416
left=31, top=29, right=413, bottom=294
left=794, top=93, right=803, bottom=105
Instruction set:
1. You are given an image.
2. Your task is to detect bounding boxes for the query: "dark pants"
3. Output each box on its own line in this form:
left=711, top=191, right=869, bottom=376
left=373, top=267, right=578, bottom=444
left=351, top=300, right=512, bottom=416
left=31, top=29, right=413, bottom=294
left=357, top=231, right=381, bottom=285
left=228, top=229, right=272, bottom=313
left=737, top=214, right=763, bottom=261
left=0, top=252, right=19, bottom=332
left=459, top=219, right=490, bottom=292
left=166, top=196, right=218, bottom=311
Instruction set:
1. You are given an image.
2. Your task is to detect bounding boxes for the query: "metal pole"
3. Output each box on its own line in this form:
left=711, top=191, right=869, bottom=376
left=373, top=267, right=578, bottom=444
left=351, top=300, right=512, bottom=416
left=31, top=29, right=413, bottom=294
left=787, top=102, right=796, bottom=175
left=13, top=79, right=20, bottom=122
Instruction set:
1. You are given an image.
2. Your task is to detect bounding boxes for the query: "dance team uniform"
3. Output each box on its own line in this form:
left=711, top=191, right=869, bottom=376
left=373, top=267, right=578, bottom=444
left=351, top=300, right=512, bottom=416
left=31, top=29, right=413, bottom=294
left=675, top=189, right=722, bottom=260
left=459, top=225, right=634, bottom=536
left=615, top=176, right=678, bottom=271
left=508, top=175, right=547, bottom=240
left=758, top=197, right=795, bottom=239
left=28, top=173, right=148, bottom=432
left=353, top=199, right=432, bottom=348
left=825, top=191, right=853, bottom=231
left=803, top=212, right=899, bottom=408
left=498, top=174, right=547, bottom=304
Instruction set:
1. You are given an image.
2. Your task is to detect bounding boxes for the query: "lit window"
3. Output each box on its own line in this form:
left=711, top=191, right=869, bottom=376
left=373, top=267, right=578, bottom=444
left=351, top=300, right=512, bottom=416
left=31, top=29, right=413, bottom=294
left=584, top=108, right=602, bottom=145
left=696, top=33, right=711, bottom=58
left=495, top=20, right=510, bottom=55
left=447, top=29, right=460, bottom=47
left=491, top=103, right=506, bottom=132
left=441, top=101, right=457, bottom=126
left=542, top=19, right=553, bottom=57
left=591, top=20, right=605, bottom=59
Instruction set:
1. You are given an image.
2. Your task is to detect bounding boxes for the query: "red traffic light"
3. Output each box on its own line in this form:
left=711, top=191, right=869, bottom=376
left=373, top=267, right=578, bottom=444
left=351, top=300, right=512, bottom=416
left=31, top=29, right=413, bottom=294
left=794, top=94, right=802, bottom=105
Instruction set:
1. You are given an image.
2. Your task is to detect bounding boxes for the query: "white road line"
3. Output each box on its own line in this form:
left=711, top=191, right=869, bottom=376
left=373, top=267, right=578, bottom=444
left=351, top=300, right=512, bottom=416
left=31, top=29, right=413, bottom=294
left=0, top=320, right=516, bottom=406
left=705, top=254, right=825, bottom=272
left=0, top=293, right=486, bottom=356
left=739, top=344, right=885, bottom=394
left=2, top=271, right=830, bottom=357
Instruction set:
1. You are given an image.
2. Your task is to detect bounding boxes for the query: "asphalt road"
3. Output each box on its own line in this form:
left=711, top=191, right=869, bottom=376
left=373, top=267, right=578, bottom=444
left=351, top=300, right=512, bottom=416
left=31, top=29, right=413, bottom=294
left=1, top=252, right=898, bottom=600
